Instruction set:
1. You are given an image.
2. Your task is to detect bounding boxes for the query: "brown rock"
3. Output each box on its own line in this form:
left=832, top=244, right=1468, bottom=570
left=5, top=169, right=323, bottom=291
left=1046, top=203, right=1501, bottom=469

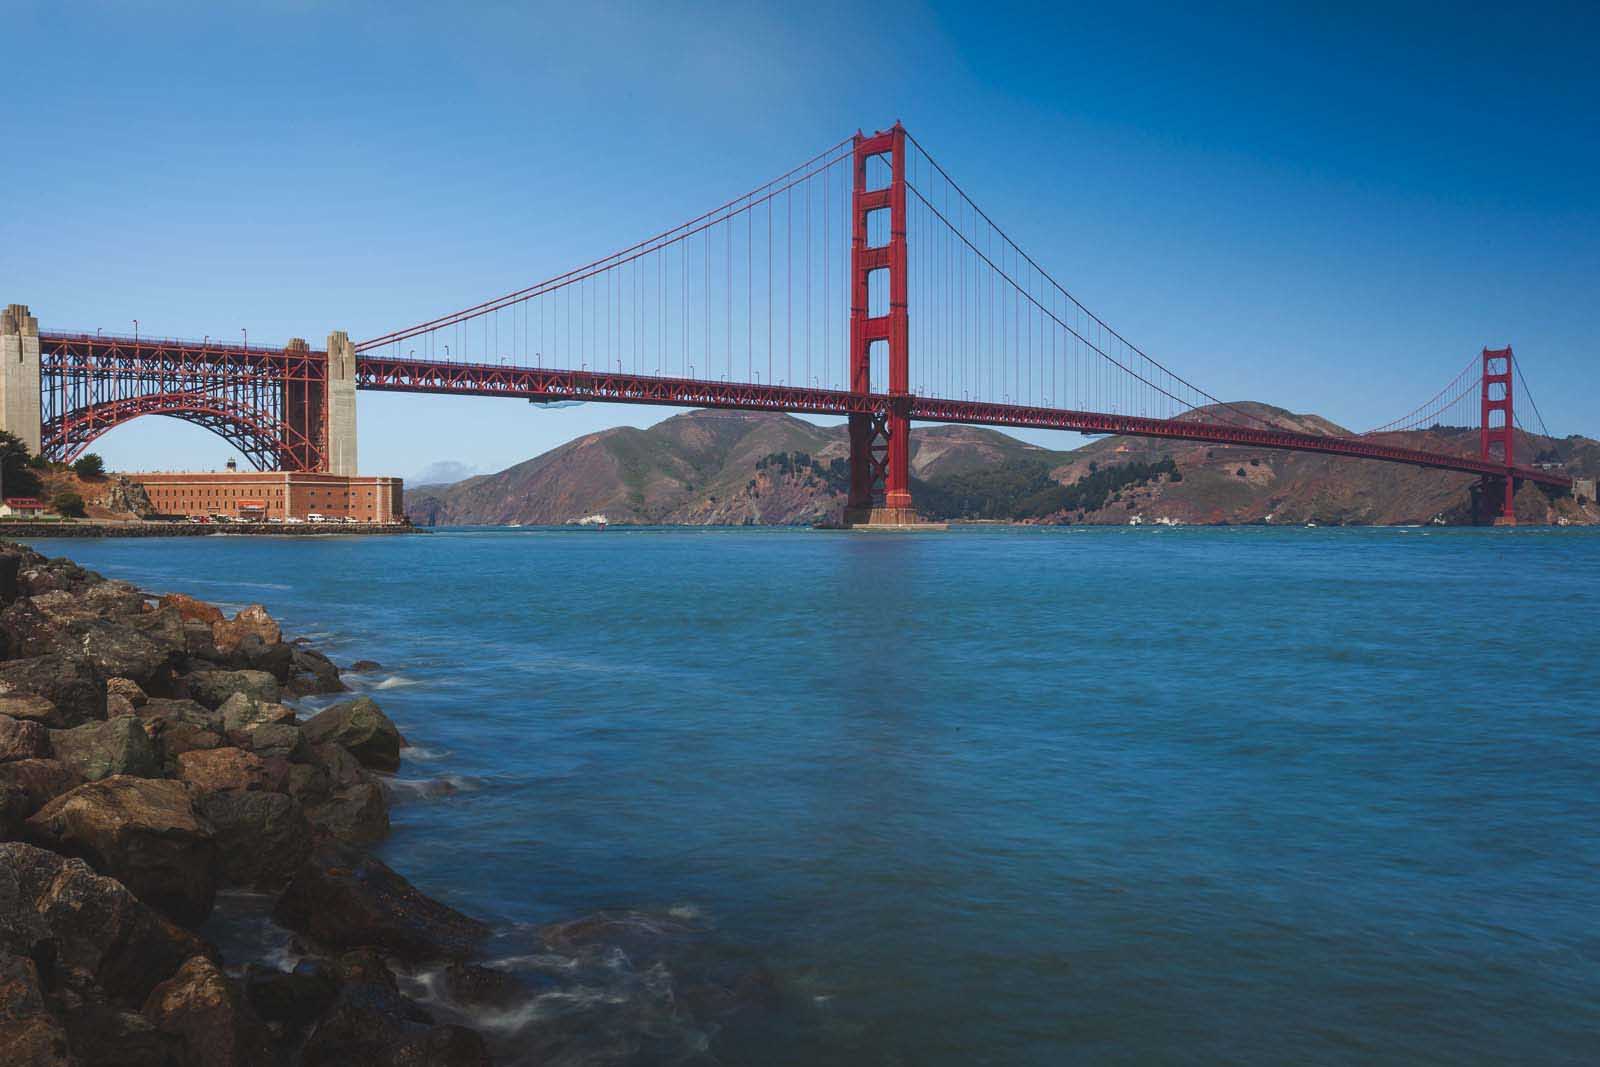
left=273, top=843, right=487, bottom=962
left=0, top=599, right=71, bottom=660
left=0, top=653, right=104, bottom=727
left=302, top=697, right=403, bottom=772
left=287, top=647, right=346, bottom=696
left=211, top=605, right=281, bottom=656
left=0, top=842, right=210, bottom=1007
left=0, top=693, right=59, bottom=727
left=176, top=747, right=270, bottom=794
left=0, top=951, right=72, bottom=1065
left=25, top=776, right=218, bottom=926
left=106, top=692, right=138, bottom=719
left=74, top=618, right=180, bottom=694
left=305, top=781, right=389, bottom=845
left=217, top=691, right=294, bottom=733
left=198, top=790, right=313, bottom=890
left=158, top=593, right=224, bottom=626
left=183, top=670, right=280, bottom=711
left=235, top=721, right=305, bottom=763
left=0, top=714, right=50, bottom=763
left=0, top=759, right=83, bottom=835
left=106, top=677, right=149, bottom=708
left=142, top=955, right=273, bottom=1067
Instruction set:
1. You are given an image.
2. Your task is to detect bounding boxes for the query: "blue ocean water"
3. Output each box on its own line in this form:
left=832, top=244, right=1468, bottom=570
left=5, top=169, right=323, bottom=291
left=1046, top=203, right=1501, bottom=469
left=25, top=526, right=1600, bottom=1065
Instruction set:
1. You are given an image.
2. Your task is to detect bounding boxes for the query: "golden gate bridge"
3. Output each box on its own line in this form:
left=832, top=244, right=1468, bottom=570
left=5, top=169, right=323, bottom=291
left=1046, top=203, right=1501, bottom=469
left=7, top=123, right=1571, bottom=526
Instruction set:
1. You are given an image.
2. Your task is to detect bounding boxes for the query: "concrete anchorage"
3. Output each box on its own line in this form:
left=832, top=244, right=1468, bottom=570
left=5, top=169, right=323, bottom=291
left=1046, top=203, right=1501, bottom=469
left=0, top=304, right=42, bottom=456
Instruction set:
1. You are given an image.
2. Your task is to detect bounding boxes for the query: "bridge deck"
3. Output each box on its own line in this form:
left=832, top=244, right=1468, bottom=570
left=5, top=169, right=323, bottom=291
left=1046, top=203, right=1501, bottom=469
left=354, top=355, right=1571, bottom=489
left=36, top=333, right=1568, bottom=489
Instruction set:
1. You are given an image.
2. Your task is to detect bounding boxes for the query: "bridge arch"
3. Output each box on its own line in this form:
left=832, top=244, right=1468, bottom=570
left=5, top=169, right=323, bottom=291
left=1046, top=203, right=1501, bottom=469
left=43, top=392, right=306, bottom=472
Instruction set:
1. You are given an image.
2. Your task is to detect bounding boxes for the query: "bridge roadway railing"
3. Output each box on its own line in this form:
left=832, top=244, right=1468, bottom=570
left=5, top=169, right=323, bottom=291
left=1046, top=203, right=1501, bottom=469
left=353, top=355, right=1571, bottom=491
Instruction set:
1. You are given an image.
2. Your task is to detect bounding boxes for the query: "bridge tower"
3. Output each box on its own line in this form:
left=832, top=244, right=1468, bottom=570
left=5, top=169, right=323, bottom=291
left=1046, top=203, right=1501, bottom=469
left=844, top=123, right=921, bottom=527
left=325, top=330, right=358, bottom=476
left=1479, top=345, right=1516, bottom=525
left=0, top=305, right=42, bottom=456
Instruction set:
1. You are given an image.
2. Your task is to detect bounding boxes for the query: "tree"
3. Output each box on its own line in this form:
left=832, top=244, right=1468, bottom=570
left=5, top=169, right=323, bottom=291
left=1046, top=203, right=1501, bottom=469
left=73, top=453, right=106, bottom=478
left=51, top=491, right=86, bottom=518
left=0, top=431, right=43, bottom=499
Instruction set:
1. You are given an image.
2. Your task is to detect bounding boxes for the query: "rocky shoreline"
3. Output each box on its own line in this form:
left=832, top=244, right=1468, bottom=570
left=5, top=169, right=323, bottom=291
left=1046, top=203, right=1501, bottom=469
left=0, top=539, right=785, bottom=1066
left=0, top=537, right=507, bottom=1064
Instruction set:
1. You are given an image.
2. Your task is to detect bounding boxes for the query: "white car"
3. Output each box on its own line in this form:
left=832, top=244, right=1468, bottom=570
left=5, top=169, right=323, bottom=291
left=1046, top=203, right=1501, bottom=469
left=307, top=513, right=328, bottom=523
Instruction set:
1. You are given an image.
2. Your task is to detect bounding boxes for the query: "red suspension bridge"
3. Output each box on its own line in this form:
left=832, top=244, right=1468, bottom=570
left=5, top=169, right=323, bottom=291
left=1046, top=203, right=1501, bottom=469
left=5, top=123, right=1571, bottom=525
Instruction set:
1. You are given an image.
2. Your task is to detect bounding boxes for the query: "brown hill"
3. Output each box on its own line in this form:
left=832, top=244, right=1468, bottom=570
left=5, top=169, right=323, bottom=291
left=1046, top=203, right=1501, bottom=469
left=405, top=406, right=1600, bottom=527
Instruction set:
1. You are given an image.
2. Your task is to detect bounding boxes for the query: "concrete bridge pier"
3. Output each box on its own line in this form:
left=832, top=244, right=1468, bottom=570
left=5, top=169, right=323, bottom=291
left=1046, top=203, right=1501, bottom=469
left=0, top=304, right=41, bottom=456
left=325, top=330, right=357, bottom=476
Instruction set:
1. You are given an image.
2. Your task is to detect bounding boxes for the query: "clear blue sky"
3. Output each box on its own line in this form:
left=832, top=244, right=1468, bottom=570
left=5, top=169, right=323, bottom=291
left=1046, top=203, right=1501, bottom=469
left=3, top=1, right=1595, bottom=481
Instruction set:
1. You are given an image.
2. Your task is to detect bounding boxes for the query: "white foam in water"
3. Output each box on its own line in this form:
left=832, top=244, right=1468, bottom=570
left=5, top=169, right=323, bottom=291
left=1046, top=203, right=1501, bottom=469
left=386, top=775, right=480, bottom=799
left=376, top=675, right=419, bottom=690
left=401, top=744, right=448, bottom=761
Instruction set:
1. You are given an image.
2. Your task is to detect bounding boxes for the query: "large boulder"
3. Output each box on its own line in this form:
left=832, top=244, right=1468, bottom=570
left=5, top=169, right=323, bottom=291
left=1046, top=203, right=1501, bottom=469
left=0, top=842, right=209, bottom=1006
left=18, top=558, right=94, bottom=597
left=48, top=717, right=160, bottom=782
left=0, top=759, right=83, bottom=837
left=158, top=593, right=223, bottom=626
left=234, top=635, right=294, bottom=682
left=273, top=844, right=487, bottom=963
left=141, top=700, right=225, bottom=771
left=76, top=579, right=149, bottom=619
left=176, top=747, right=272, bottom=794
left=198, top=791, right=313, bottom=890
left=25, top=777, right=218, bottom=926
left=211, top=605, right=280, bottom=656
left=302, top=697, right=403, bottom=772
left=183, top=670, right=280, bottom=711
left=300, top=950, right=489, bottom=1067
left=235, top=721, right=306, bottom=762
left=142, top=954, right=274, bottom=1067
left=0, top=951, right=71, bottom=1066
left=286, top=647, right=347, bottom=697
left=106, top=677, right=149, bottom=709
left=0, top=653, right=103, bottom=727
left=0, top=599, right=70, bottom=660
left=74, top=619, right=179, bottom=693
left=217, top=692, right=294, bottom=734
left=305, top=782, right=389, bottom=845
left=0, top=714, right=50, bottom=763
